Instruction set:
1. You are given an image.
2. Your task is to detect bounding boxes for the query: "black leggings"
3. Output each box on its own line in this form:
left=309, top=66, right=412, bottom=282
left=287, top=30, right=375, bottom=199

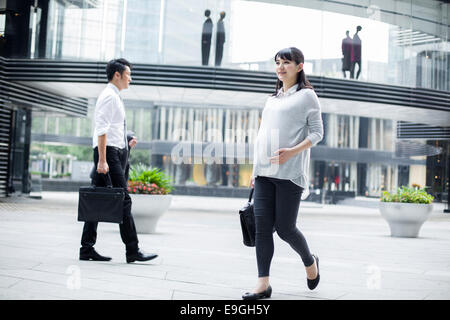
left=254, top=176, right=314, bottom=277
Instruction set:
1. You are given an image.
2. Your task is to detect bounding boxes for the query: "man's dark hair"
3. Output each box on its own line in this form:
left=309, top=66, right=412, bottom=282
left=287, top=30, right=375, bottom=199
left=106, top=58, right=132, bottom=81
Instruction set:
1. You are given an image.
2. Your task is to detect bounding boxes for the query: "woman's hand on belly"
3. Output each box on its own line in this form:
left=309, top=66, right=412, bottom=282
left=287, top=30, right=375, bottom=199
left=270, top=147, right=296, bottom=165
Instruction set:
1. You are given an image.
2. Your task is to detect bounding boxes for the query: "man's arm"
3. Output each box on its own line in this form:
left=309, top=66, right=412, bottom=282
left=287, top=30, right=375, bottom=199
left=97, top=134, right=109, bottom=174
left=94, top=94, right=115, bottom=174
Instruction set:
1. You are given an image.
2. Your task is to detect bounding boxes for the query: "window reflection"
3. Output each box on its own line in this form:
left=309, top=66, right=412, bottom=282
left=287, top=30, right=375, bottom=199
left=43, top=0, right=448, bottom=91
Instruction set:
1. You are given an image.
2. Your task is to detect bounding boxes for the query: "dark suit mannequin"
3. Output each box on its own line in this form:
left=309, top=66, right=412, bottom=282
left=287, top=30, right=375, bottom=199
left=341, top=31, right=352, bottom=78
left=350, top=26, right=362, bottom=79
left=201, top=9, right=213, bottom=66
left=215, top=11, right=226, bottom=67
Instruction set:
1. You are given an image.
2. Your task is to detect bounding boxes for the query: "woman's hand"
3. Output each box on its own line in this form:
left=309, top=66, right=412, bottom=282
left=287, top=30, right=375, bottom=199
left=250, top=176, right=255, bottom=188
left=270, top=148, right=296, bottom=165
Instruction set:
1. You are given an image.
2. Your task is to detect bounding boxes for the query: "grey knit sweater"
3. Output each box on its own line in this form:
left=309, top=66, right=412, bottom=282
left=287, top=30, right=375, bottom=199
left=252, top=85, right=324, bottom=199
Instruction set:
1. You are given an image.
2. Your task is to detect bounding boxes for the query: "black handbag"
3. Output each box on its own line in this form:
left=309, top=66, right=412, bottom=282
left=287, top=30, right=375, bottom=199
left=239, top=188, right=256, bottom=247
left=238, top=187, right=276, bottom=247
left=78, top=173, right=125, bottom=224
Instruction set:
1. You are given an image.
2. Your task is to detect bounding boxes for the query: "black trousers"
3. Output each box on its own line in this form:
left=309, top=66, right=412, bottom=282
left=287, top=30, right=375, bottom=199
left=254, top=176, right=314, bottom=277
left=80, top=146, right=139, bottom=254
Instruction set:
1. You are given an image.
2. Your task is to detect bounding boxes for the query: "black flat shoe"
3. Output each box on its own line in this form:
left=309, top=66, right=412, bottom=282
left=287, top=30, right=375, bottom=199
left=126, top=250, right=158, bottom=263
left=242, top=285, right=272, bottom=300
left=79, top=249, right=112, bottom=261
left=307, top=254, right=320, bottom=290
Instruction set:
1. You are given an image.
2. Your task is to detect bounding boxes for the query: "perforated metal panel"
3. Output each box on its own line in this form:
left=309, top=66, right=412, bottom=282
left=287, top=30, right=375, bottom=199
left=3, top=57, right=449, bottom=113
left=397, top=121, right=450, bottom=140
left=0, top=102, right=12, bottom=197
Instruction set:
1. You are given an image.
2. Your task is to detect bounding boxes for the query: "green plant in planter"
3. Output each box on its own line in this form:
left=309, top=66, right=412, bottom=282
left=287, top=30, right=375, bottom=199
left=381, top=186, right=434, bottom=204
left=128, top=164, right=174, bottom=195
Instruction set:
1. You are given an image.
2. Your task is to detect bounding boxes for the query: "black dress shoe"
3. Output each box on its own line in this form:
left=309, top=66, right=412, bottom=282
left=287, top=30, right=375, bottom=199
left=242, top=285, right=272, bottom=300
left=126, top=250, right=158, bottom=263
left=79, top=249, right=112, bottom=261
left=307, top=254, right=320, bottom=290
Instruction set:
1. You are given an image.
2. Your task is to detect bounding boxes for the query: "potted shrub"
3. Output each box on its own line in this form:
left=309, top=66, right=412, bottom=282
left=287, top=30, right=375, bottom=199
left=128, top=164, right=174, bottom=234
left=379, top=186, right=434, bottom=238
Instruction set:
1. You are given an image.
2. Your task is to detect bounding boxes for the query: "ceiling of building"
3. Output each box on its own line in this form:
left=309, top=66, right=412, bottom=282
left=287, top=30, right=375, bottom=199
left=20, top=81, right=450, bottom=127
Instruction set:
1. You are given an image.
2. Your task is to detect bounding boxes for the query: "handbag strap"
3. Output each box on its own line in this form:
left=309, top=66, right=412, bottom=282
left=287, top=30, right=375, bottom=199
left=248, top=188, right=254, bottom=202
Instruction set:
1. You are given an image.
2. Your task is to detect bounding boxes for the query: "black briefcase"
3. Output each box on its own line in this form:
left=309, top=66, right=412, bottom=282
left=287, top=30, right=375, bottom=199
left=78, top=173, right=124, bottom=224
left=239, top=188, right=256, bottom=247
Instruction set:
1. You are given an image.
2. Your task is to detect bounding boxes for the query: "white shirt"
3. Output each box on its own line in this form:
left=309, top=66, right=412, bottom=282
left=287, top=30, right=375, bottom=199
left=92, top=83, right=127, bottom=149
left=252, top=85, right=324, bottom=200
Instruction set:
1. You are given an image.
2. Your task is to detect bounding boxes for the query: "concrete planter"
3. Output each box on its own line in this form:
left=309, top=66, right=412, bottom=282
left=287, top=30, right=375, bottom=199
left=379, top=202, right=433, bottom=238
left=130, top=194, right=173, bottom=234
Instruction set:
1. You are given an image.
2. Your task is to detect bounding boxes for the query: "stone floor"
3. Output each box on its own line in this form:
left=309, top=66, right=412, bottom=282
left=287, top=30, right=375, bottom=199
left=0, top=192, right=449, bottom=300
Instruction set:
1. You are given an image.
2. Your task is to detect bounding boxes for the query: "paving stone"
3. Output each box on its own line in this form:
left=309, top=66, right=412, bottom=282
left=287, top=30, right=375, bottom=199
left=0, top=275, right=22, bottom=289
left=0, top=192, right=449, bottom=300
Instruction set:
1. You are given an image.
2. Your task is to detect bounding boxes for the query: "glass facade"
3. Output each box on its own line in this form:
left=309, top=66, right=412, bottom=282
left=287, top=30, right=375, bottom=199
left=32, top=102, right=417, bottom=197
left=8, top=0, right=446, bottom=200
left=42, top=0, right=449, bottom=91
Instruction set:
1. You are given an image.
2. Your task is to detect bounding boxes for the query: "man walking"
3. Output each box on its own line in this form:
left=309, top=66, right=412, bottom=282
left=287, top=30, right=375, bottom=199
left=80, top=58, right=157, bottom=263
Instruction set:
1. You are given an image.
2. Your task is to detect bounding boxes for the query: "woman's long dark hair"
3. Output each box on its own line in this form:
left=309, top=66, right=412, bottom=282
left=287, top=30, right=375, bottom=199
left=272, top=47, right=313, bottom=96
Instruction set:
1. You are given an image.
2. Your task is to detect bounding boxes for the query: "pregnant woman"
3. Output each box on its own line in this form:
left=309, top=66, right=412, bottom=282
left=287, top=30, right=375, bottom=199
left=243, top=47, right=324, bottom=300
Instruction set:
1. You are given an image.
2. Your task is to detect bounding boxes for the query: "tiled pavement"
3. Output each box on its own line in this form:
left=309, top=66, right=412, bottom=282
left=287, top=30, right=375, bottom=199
left=0, top=192, right=449, bottom=300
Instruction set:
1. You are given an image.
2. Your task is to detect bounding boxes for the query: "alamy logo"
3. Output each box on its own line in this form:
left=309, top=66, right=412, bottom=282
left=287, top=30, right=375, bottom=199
left=170, top=128, right=280, bottom=170
left=366, top=264, right=381, bottom=290
left=66, top=265, right=81, bottom=290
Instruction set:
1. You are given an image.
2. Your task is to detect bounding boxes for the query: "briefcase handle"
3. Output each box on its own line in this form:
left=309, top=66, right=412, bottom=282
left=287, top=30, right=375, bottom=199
left=93, top=172, right=114, bottom=188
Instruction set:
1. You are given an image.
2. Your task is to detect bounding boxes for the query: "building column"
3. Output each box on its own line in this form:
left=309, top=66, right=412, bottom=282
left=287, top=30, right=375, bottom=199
left=138, top=108, right=144, bottom=139
left=21, top=109, right=32, bottom=193
left=357, top=117, right=369, bottom=195
left=393, top=165, right=399, bottom=190
left=370, top=118, right=376, bottom=150
left=55, top=117, right=59, bottom=135
left=49, top=156, right=53, bottom=178
left=350, top=162, right=357, bottom=192
left=380, top=120, right=384, bottom=150
left=445, top=152, right=450, bottom=213
left=167, top=107, right=174, bottom=140
left=386, top=164, right=392, bottom=192
left=187, top=108, right=194, bottom=142
left=349, top=116, right=354, bottom=149
left=354, top=116, right=360, bottom=148
left=159, top=107, right=166, bottom=140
